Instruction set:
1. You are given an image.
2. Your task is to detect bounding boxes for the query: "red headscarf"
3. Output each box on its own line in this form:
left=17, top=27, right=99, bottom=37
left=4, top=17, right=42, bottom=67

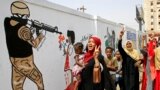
left=84, top=36, right=101, bottom=63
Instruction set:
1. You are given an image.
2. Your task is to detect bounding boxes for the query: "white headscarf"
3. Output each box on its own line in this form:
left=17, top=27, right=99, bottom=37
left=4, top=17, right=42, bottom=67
left=124, top=40, right=139, bottom=61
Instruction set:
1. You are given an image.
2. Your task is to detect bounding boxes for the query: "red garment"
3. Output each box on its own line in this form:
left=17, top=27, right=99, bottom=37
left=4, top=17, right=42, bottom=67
left=141, top=56, right=147, bottom=90
left=141, top=41, right=157, bottom=90
left=65, top=81, right=77, bottom=90
left=64, top=54, right=70, bottom=71
left=83, top=51, right=93, bottom=63
left=147, top=40, right=156, bottom=80
left=155, top=70, right=160, bottom=90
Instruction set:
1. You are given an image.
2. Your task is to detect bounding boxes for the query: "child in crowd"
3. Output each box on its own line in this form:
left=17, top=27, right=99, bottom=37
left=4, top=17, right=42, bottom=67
left=114, top=50, right=123, bottom=90
left=72, top=42, right=85, bottom=90
left=104, top=47, right=118, bottom=84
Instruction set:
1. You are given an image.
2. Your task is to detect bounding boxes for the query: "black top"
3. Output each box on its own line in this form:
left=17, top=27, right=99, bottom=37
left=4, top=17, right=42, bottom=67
left=4, top=17, right=33, bottom=57
left=78, top=54, right=116, bottom=90
left=118, top=40, right=139, bottom=90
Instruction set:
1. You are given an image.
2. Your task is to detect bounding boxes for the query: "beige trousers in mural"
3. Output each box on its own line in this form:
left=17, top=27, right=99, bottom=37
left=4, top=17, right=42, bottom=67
left=10, top=55, right=44, bottom=90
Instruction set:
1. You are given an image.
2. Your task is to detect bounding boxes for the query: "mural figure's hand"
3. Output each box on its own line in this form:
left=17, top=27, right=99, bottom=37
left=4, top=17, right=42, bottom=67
left=38, top=33, right=45, bottom=41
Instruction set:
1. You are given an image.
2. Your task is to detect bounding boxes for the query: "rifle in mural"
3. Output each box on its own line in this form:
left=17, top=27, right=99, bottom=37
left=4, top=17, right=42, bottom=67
left=11, top=17, right=62, bottom=36
left=28, top=20, right=62, bottom=36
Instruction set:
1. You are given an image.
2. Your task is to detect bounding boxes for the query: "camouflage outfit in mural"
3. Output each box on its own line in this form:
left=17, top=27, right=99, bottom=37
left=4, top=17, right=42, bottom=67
left=4, top=1, right=44, bottom=90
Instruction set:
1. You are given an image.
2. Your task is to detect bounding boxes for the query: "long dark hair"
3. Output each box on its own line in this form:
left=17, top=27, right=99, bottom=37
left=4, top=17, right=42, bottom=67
left=67, top=30, right=75, bottom=45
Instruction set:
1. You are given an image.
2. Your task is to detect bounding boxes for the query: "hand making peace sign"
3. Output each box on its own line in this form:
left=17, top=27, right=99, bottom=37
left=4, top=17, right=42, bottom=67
left=119, top=26, right=125, bottom=39
left=94, top=45, right=100, bottom=61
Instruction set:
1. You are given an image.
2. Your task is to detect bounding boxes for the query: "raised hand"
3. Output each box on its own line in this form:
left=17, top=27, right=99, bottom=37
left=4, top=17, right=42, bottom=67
left=94, top=45, right=100, bottom=60
left=149, top=32, right=155, bottom=41
left=142, top=35, right=146, bottom=40
left=119, top=27, right=125, bottom=39
left=93, top=45, right=100, bottom=68
left=74, top=54, right=79, bottom=60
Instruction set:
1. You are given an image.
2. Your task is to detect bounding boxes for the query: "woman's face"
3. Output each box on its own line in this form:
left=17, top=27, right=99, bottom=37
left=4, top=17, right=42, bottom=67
left=87, top=38, right=96, bottom=51
left=126, top=41, right=132, bottom=48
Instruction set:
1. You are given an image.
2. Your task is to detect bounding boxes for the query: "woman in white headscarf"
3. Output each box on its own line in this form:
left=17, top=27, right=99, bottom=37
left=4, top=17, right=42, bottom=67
left=118, top=29, right=141, bottom=90
left=124, top=40, right=140, bottom=60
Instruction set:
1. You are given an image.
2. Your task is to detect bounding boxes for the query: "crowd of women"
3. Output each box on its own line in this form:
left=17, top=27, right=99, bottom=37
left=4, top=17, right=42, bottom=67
left=66, top=27, right=160, bottom=90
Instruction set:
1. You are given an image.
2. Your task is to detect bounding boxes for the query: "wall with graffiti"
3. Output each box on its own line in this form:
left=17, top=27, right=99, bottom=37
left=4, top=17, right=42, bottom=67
left=137, top=31, right=144, bottom=50
left=0, top=0, right=140, bottom=90
left=96, top=16, right=139, bottom=55
left=0, top=0, right=96, bottom=90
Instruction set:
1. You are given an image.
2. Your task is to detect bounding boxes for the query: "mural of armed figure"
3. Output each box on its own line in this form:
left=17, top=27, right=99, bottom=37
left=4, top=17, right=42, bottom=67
left=4, top=1, right=44, bottom=90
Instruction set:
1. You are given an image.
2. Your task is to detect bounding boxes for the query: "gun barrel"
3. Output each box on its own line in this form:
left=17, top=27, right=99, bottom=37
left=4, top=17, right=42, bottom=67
left=42, top=24, right=62, bottom=34
left=31, top=20, right=62, bottom=34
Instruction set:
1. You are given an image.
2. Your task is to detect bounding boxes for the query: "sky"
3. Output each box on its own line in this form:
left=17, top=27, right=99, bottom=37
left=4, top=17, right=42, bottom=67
left=46, top=0, right=143, bottom=30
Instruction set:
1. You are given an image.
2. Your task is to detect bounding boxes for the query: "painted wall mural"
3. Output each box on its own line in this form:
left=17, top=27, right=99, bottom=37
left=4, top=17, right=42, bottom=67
left=59, top=30, right=75, bottom=56
left=4, top=1, right=61, bottom=90
left=126, top=31, right=137, bottom=48
left=104, top=27, right=116, bottom=50
left=80, top=33, right=92, bottom=50
left=60, top=30, right=75, bottom=89
left=80, top=34, right=92, bottom=42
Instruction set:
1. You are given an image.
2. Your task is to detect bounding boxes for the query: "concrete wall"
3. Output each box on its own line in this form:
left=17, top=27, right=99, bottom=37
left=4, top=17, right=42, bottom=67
left=0, top=0, right=139, bottom=90
left=96, top=16, right=139, bottom=54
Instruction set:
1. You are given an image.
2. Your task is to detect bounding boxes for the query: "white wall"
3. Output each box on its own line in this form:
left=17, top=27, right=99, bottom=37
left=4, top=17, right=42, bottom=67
left=0, top=0, right=139, bottom=90
left=95, top=16, right=139, bottom=55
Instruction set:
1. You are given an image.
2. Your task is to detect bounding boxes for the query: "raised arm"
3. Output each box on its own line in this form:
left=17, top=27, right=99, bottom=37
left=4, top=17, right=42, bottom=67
left=118, top=28, right=127, bottom=57
left=141, top=35, right=147, bottom=49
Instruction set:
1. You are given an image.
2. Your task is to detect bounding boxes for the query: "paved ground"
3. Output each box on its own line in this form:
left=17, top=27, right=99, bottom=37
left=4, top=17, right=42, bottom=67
left=116, top=82, right=142, bottom=90
left=116, top=85, right=120, bottom=90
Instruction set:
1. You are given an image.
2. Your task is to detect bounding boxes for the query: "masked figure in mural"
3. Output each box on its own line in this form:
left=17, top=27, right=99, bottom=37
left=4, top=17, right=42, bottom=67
left=118, top=28, right=142, bottom=90
left=4, top=1, right=44, bottom=90
left=78, top=36, right=116, bottom=90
